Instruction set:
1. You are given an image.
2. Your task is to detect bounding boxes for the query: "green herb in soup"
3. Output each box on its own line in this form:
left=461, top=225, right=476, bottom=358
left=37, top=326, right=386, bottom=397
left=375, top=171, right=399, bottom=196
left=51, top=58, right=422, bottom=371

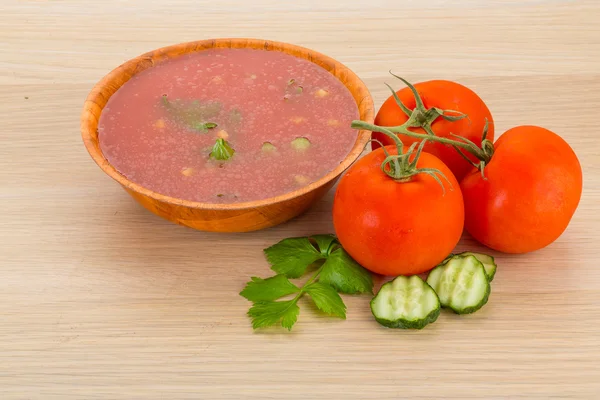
left=291, top=137, right=311, bottom=152
left=97, top=48, right=359, bottom=203
left=261, top=142, right=277, bottom=154
left=161, top=95, right=221, bottom=133
left=209, top=138, right=235, bottom=161
left=284, top=78, right=304, bottom=101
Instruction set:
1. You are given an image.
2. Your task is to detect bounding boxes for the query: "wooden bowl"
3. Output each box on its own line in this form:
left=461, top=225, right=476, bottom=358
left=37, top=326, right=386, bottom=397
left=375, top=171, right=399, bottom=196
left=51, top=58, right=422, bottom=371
left=81, top=38, right=374, bottom=232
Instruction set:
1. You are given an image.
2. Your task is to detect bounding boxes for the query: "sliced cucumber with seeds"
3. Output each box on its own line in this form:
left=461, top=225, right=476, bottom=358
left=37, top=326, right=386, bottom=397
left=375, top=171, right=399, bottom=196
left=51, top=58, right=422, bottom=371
left=457, top=252, right=497, bottom=282
left=291, top=137, right=311, bottom=152
left=371, top=275, right=440, bottom=329
left=261, top=142, right=277, bottom=153
left=440, top=252, right=497, bottom=281
left=427, top=255, right=490, bottom=315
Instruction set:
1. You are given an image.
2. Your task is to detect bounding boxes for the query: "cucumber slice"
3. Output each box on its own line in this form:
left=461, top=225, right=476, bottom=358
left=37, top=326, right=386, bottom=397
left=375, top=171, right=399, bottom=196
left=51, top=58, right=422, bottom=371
left=427, top=255, right=490, bottom=315
left=291, top=137, right=311, bottom=152
left=456, top=252, right=497, bottom=282
left=261, top=142, right=277, bottom=153
left=370, top=275, right=440, bottom=329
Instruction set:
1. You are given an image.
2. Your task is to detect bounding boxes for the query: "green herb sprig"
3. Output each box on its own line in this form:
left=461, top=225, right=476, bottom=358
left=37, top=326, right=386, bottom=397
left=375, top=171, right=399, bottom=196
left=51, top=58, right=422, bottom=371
left=240, top=235, right=373, bottom=331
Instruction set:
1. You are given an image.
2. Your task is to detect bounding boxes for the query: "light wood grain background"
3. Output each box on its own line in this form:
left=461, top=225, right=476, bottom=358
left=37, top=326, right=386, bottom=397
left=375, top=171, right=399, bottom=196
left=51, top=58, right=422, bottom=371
left=1, top=1, right=600, bottom=399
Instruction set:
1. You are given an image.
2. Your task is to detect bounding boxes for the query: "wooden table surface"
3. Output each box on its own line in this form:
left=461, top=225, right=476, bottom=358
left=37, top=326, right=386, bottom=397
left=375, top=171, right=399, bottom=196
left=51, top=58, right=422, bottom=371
left=2, top=1, right=600, bottom=398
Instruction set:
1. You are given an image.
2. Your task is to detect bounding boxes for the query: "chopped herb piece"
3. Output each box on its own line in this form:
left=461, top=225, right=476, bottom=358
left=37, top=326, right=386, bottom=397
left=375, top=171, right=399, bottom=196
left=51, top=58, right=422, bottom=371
left=284, top=79, right=304, bottom=101
left=160, top=95, right=222, bottom=132
left=191, top=121, right=218, bottom=133
left=261, top=142, right=277, bottom=154
left=209, top=138, right=235, bottom=161
left=291, top=137, right=311, bottom=152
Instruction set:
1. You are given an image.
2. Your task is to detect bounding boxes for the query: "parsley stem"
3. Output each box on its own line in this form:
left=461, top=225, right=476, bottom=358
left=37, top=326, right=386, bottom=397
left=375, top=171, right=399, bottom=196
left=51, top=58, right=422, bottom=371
left=303, top=265, right=324, bottom=288
left=290, top=265, right=325, bottom=305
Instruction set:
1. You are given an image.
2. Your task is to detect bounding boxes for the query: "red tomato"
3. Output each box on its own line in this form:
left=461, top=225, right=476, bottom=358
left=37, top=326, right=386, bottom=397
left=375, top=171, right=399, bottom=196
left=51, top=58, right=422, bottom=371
left=373, top=80, right=494, bottom=181
left=461, top=126, right=582, bottom=253
left=333, top=146, right=464, bottom=276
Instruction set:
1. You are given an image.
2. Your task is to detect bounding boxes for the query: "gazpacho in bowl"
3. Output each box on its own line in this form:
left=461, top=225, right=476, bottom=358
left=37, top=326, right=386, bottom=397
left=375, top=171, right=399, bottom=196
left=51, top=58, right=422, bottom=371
left=81, top=39, right=373, bottom=232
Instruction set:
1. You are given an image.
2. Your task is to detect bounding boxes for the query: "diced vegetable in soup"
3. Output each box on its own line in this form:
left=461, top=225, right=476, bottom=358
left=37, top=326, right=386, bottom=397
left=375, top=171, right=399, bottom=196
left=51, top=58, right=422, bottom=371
left=98, top=48, right=359, bottom=203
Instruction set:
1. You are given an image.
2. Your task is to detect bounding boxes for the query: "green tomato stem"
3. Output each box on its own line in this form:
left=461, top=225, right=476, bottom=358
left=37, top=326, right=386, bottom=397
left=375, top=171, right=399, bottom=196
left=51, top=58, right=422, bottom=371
left=351, top=73, right=495, bottom=181
left=351, top=119, right=490, bottom=164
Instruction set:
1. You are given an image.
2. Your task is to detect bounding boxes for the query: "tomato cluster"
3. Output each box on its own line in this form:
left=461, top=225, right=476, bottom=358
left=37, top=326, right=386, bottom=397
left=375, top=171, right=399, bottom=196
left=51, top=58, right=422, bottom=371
left=333, top=76, right=582, bottom=276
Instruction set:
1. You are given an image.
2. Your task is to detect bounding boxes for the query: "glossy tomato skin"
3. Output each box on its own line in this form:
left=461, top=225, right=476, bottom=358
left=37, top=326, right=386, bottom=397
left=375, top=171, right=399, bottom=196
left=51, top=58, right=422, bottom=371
left=461, top=126, right=582, bottom=254
left=373, top=80, right=494, bottom=181
left=333, top=147, right=464, bottom=276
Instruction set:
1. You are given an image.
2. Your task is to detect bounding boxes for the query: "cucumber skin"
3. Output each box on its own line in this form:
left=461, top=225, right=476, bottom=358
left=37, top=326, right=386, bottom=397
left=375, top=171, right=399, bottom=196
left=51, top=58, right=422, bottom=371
left=370, top=279, right=441, bottom=329
left=427, top=256, right=491, bottom=315
left=371, top=302, right=440, bottom=329
left=441, top=254, right=454, bottom=265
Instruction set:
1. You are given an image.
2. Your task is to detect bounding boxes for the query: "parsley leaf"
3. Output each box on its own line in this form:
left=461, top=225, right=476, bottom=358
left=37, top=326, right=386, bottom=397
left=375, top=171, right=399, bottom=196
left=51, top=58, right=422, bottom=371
left=320, top=248, right=374, bottom=294
left=309, top=234, right=338, bottom=257
left=240, top=275, right=300, bottom=302
left=305, top=282, right=346, bottom=318
left=264, top=237, right=324, bottom=278
left=161, top=95, right=222, bottom=132
left=209, top=138, right=235, bottom=161
left=244, top=235, right=373, bottom=331
left=248, top=300, right=300, bottom=331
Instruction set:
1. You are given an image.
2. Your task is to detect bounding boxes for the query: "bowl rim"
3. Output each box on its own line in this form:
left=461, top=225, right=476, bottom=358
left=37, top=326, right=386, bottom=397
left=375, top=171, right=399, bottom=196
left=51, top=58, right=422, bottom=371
left=81, top=38, right=374, bottom=211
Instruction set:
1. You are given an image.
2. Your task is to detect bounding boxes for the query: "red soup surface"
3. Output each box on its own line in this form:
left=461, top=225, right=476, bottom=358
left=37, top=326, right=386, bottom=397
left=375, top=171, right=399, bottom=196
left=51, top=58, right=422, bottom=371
left=98, top=48, right=359, bottom=203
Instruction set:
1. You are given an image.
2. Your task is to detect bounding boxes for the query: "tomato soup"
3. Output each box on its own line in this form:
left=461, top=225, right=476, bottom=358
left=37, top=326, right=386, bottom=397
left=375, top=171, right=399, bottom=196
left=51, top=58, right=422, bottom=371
left=98, top=48, right=359, bottom=203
